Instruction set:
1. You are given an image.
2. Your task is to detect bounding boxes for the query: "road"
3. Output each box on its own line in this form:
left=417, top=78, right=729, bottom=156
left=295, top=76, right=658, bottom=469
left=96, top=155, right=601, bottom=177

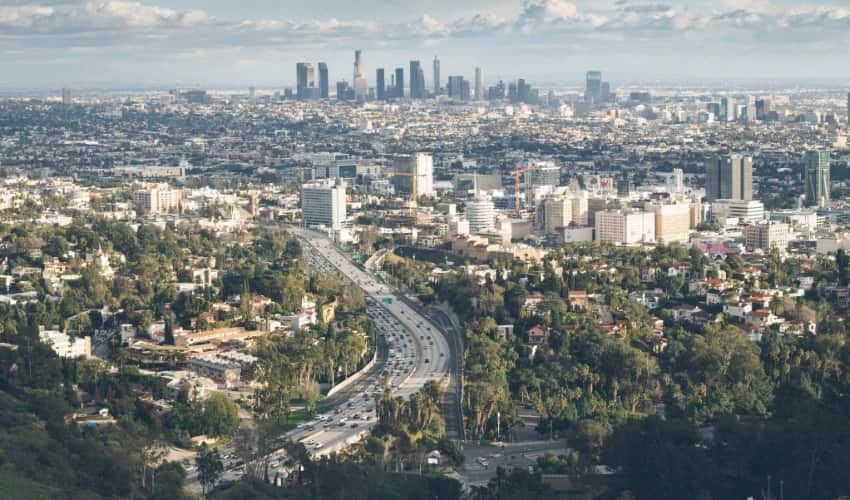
left=283, top=227, right=454, bottom=458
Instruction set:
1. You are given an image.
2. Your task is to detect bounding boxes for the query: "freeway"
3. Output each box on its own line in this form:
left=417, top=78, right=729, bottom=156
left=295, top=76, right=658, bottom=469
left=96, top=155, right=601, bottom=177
left=283, top=227, right=454, bottom=458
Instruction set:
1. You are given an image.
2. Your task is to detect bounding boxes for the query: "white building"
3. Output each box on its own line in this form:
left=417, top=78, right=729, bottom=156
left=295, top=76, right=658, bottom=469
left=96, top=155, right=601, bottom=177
left=742, top=222, right=791, bottom=252
left=301, top=179, right=347, bottom=230
left=542, top=197, right=572, bottom=234
left=465, top=198, right=495, bottom=234
left=136, top=186, right=181, bottom=214
left=39, top=328, right=91, bottom=358
left=711, top=199, right=765, bottom=224
left=595, top=210, right=656, bottom=245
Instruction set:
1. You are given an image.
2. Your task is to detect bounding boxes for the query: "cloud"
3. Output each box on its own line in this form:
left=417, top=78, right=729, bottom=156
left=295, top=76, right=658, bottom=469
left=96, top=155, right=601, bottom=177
left=1, top=0, right=850, bottom=70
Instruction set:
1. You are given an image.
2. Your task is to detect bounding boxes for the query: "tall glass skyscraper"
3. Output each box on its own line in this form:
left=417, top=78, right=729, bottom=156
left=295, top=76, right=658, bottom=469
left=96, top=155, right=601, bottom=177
left=804, top=150, right=831, bottom=207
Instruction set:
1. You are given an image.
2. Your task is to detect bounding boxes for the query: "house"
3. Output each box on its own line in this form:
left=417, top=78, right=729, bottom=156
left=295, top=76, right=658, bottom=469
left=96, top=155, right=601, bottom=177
left=745, top=309, right=782, bottom=328
left=320, top=298, right=338, bottom=324
left=723, top=301, right=753, bottom=321
left=527, top=325, right=550, bottom=345
left=669, top=305, right=702, bottom=322
left=496, top=324, right=514, bottom=340
left=641, top=266, right=660, bottom=283
left=566, top=290, right=588, bottom=310
left=522, top=294, right=545, bottom=312
left=667, top=262, right=692, bottom=280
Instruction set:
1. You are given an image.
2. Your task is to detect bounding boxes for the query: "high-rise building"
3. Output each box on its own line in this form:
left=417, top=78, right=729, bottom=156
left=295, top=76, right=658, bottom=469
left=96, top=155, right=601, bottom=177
left=541, top=197, right=572, bottom=234
left=61, top=87, right=72, bottom=107
left=301, top=179, right=347, bottom=230
left=353, top=50, right=363, bottom=81
left=394, top=68, right=404, bottom=98
left=466, top=198, right=495, bottom=234
left=391, top=153, right=434, bottom=197
left=804, top=150, right=831, bottom=208
left=318, top=62, right=329, bottom=99
left=296, top=62, right=315, bottom=100
left=448, top=76, right=466, bottom=99
left=595, top=210, right=655, bottom=245
left=136, top=186, right=181, bottom=214
left=433, top=56, right=440, bottom=95
left=720, top=96, right=732, bottom=122
left=410, top=60, right=425, bottom=99
left=755, top=99, right=769, bottom=121
left=600, top=82, right=610, bottom=103
left=846, top=92, right=849, bottom=124
left=376, top=69, right=386, bottom=100
left=705, top=154, right=752, bottom=201
left=585, top=71, right=602, bottom=104
left=743, top=222, right=790, bottom=252
left=645, top=202, right=691, bottom=244
left=474, top=67, right=484, bottom=100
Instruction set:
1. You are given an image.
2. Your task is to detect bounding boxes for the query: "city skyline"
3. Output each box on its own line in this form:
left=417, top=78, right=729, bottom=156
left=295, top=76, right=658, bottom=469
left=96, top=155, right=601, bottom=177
left=3, top=0, right=850, bottom=88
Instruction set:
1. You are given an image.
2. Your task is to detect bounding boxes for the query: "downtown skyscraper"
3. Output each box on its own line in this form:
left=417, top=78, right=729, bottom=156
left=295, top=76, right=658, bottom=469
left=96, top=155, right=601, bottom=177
left=433, top=56, right=440, bottom=95
left=376, top=68, right=386, bottom=100
left=410, top=60, right=425, bottom=99
left=585, top=70, right=602, bottom=105
left=296, top=62, right=315, bottom=100
left=474, top=67, right=484, bottom=100
left=318, top=62, right=329, bottom=99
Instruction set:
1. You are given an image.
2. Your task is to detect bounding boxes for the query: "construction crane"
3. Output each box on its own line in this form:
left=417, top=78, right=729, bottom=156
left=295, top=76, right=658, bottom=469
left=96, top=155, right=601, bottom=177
left=510, top=161, right=537, bottom=216
left=391, top=171, right=417, bottom=219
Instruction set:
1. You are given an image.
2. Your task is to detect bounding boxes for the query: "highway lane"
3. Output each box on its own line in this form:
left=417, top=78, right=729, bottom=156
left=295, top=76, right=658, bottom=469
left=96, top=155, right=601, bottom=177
left=287, top=227, right=453, bottom=457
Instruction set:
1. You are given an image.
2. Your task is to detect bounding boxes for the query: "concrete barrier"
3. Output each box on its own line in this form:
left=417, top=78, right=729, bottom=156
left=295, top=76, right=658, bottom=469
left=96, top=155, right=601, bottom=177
left=327, top=349, right=377, bottom=397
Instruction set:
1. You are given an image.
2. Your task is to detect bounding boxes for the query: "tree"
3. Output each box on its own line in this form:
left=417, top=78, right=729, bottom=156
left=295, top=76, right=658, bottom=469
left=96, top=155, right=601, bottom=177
left=198, top=392, right=240, bottom=438
left=196, top=447, right=224, bottom=495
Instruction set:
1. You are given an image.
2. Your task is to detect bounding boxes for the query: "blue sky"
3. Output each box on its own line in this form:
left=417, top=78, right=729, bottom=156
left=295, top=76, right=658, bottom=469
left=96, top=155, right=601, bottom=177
left=2, top=0, right=850, bottom=88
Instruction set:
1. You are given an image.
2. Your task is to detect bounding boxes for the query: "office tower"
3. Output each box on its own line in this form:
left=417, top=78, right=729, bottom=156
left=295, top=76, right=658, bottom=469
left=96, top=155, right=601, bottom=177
left=376, top=69, right=386, bottom=100
left=248, top=86, right=255, bottom=98
left=391, top=153, right=434, bottom=197
left=804, top=150, right=831, bottom=208
left=474, top=67, right=484, bottom=100
left=61, top=87, right=72, bottom=106
left=410, top=60, right=425, bottom=99
left=433, top=56, right=440, bottom=95
left=296, top=62, right=314, bottom=100
left=301, top=179, right=347, bottom=230
left=394, top=67, right=404, bottom=98
left=720, top=96, right=732, bottom=122
left=755, top=99, right=769, bottom=121
left=466, top=198, right=495, bottom=234
left=645, top=202, right=691, bottom=244
left=705, top=154, right=753, bottom=201
left=448, top=76, right=465, bottom=99
left=585, top=70, right=602, bottom=104
left=353, top=50, right=363, bottom=81
left=542, top=197, right=572, bottom=234
left=318, top=62, right=329, bottom=99
left=601, top=82, right=611, bottom=103
left=336, top=81, right=354, bottom=101
left=847, top=92, right=849, bottom=124
left=594, top=210, right=656, bottom=245
left=743, top=222, right=791, bottom=251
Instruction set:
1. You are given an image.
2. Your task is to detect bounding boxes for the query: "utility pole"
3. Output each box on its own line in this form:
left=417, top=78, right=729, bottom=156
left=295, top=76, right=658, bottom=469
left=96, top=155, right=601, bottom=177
left=496, top=411, right=500, bottom=441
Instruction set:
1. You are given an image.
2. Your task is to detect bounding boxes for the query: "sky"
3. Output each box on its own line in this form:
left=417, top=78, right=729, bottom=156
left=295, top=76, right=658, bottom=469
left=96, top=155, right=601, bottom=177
left=2, top=0, right=850, bottom=89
